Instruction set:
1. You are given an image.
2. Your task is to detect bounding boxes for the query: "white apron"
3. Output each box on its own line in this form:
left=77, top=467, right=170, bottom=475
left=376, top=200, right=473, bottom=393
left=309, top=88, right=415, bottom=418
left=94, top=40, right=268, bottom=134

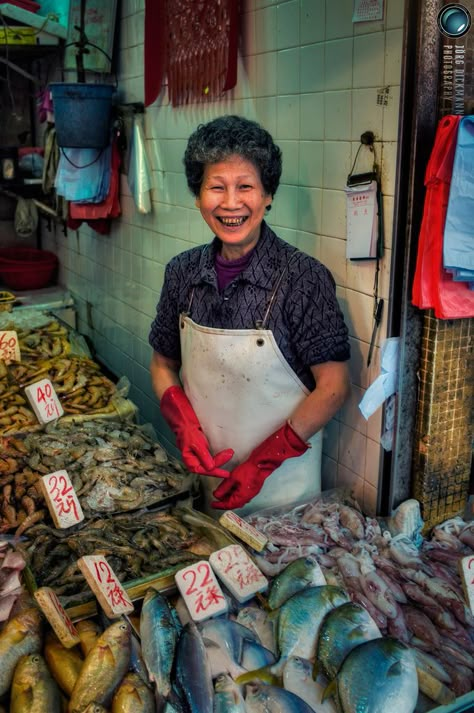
left=180, top=314, right=322, bottom=517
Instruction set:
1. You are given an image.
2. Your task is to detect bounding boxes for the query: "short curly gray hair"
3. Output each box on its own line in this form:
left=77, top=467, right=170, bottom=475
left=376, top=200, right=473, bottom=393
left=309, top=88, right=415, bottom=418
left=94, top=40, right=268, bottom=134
left=184, top=115, right=282, bottom=198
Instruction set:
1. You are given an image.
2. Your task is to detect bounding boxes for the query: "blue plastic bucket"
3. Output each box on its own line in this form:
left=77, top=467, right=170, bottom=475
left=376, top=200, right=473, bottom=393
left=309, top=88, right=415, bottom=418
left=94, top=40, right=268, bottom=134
left=50, top=83, right=114, bottom=149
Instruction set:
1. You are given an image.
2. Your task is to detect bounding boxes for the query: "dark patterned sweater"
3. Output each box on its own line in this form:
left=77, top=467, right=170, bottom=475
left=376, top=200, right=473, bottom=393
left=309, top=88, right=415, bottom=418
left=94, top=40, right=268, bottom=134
left=149, top=222, right=350, bottom=391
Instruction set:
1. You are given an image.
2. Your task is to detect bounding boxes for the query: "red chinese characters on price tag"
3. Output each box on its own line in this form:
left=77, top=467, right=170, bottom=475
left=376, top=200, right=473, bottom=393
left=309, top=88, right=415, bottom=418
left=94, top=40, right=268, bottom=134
left=24, top=378, right=64, bottom=424
left=40, top=470, right=84, bottom=529
left=219, top=511, right=268, bottom=552
left=459, top=556, right=474, bottom=615
left=0, top=330, right=20, bottom=364
left=174, top=560, right=228, bottom=622
left=34, top=586, right=80, bottom=648
left=77, top=555, right=134, bottom=619
left=209, top=545, right=268, bottom=603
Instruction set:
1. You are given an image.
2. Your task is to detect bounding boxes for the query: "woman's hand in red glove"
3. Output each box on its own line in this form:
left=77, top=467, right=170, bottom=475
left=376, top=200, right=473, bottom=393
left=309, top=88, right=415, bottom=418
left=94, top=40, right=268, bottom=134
left=211, top=421, right=308, bottom=510
left=160, top=385, right=233, bottom=477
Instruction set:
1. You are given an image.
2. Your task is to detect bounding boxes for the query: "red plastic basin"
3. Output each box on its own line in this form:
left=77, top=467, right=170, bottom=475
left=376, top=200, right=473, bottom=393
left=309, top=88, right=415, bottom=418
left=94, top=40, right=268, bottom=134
left=0, top=247, right=58, bottom=291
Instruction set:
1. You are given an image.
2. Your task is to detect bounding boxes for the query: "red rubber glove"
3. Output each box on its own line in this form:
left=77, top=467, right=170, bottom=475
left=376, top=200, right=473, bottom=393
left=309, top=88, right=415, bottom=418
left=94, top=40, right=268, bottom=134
left=211, top=421, right=309, bottom=510
left=160, top=385, right=233, bottom=477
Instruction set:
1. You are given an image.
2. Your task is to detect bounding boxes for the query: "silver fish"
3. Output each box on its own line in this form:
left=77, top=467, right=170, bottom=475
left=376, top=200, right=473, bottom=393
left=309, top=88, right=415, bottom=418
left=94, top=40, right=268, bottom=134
left=245, top=682, right=316, bottom=712
left=214, top=673, right=247, bottom=713
left=236, top=606, right=277, bottom=654
left=267, top=555, right=326, bottom=609
left=283, top=657, right=337, bottom=713
left=198, top=617, right=259, bottom=664
left=176, top=622, right=213, bottom=713
left=140, top=588, right=180, bottom=700
left=242, top=639, right=277, bottom=670
left=317, top=602, right=381, bottom=679
left=334, top=638, right=418, bottom=713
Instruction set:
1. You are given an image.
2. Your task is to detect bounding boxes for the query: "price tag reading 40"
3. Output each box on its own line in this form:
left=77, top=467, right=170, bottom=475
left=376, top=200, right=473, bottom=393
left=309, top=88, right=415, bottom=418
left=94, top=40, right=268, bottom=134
left=0, top=330, right=20, bottom=364
left=40, top=470, right=84, bottom=529
left=77, top=555, right=134, bottom=619
left=175, top=560, right=228, bottom=622
left=24, top=378, right=64, bottom=424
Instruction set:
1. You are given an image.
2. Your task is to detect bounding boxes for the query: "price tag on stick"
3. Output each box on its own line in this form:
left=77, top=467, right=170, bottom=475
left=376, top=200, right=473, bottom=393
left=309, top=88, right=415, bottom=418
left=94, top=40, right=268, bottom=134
left=219, top=511, right=268, bottom=552
left=0, top=330, right=20, bottom=363
left=34, top=587, right=80, bottom=648
left=77, top=555, right=134, bottom=619
left=39, top=470, right=84, bottom=529
left=25, top=378, right=63, bottom=424
left=175, top=560, right=228, bottom=622
left=209, top=544, right=268, bottom=603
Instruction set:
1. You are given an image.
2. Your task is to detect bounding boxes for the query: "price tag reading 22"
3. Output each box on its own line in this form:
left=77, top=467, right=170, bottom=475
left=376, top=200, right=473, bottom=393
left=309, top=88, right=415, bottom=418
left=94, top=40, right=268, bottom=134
left=175, top=560, right=228, bottom=622
left=77, top=555, right=134, bottom=619
left=24, top=378, right=64, bottom=424
left=40, top=470, right=84, bottom=529
left=0, top=330, right=20, bottom=363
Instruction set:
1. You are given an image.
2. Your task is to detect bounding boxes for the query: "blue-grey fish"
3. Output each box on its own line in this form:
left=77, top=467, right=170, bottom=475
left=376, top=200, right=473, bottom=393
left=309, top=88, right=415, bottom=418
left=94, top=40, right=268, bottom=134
left=236, top=606, right=277, bottom=654
left=245, top=682, right=316, bottom=712
left=214, top=673, right=247, bottom=713
left=332, top=637, right=418, bottom=713
left=268, top=555, right=326, bottom=609
left=10, top=653, right=61, bottom=713
left=317, top=602, right=381, bottom=678
left=275, top=586, right=349, bottom=672
left=283, top=657, right=337, bottom=713
left=242, top=640, right=277, bottom=670
left=176, top=622, right=213, bottom=713
left=140, top=588, right=180, bottom=700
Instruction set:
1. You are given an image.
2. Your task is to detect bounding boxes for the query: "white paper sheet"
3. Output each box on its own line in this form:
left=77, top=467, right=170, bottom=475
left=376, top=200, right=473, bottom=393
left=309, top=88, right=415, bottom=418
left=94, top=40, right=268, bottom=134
left=359, top=337, right=399, bottom=420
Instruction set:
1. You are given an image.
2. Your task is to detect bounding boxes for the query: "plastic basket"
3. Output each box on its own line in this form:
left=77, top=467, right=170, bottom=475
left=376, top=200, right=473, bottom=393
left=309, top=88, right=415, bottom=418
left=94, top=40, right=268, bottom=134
left=0, top=248, right=58, bottom=291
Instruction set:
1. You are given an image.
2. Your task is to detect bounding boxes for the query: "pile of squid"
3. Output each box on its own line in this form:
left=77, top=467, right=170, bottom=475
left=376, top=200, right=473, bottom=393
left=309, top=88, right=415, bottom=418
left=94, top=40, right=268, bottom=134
left=0, top=420, right=193, bottom=536
left=246, top=495, right=474, bottom=700
left=0, top=542, right=26, bottom=623
left=15, top=506, right=215, bottom=603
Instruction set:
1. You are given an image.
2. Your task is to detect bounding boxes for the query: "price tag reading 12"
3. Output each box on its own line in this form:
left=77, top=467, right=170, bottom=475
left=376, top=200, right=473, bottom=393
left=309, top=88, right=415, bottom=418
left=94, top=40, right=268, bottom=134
left=40, top=470, right=84, bottom=529
left=24, top=378, right=64, bottom=424
left=77, top=555, right=134, bottom=619
left=175, top=560, right=228, bottom=622
left=0, top=330, right=20, bottom=363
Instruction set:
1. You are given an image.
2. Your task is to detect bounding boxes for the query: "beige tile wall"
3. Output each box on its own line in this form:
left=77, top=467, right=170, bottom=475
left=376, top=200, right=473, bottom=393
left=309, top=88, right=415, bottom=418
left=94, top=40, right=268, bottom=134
left=43, top=0, right=406, bottom=515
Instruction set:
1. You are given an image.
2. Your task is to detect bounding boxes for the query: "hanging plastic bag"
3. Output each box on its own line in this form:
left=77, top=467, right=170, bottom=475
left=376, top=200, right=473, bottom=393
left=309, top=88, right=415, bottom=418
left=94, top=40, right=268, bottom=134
left=127, top=114, right=152, bottom=214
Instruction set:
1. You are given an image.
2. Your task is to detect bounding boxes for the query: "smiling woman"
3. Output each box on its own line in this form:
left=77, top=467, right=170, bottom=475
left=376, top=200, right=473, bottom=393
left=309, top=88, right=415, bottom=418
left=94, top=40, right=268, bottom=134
left=149, top=115, right=351, bottom=517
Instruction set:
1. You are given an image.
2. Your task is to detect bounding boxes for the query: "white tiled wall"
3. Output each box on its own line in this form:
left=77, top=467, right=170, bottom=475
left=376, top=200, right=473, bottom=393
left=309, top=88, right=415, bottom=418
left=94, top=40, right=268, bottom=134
left=43, top=0, right=406, bottom=515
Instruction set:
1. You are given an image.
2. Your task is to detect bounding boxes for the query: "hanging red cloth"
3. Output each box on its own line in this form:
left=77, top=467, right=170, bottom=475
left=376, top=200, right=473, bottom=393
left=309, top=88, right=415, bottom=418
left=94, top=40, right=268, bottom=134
left=412, top=115, right=474, bottom=319
left=144, top=0, right=239, bottom=108
left=144, top=0, right=167, bottom=107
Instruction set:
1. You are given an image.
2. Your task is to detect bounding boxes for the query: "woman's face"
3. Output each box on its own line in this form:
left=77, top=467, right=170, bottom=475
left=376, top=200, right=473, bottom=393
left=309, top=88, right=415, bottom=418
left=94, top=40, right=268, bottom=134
left=196, top=155, right=272, bottom=258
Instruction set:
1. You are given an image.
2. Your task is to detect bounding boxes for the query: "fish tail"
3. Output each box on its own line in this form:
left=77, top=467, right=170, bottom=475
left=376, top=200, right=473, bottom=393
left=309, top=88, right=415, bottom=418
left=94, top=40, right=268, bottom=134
left=235, top=665, right=279, bottom=686
left=321, top=678, right=337, bottom=702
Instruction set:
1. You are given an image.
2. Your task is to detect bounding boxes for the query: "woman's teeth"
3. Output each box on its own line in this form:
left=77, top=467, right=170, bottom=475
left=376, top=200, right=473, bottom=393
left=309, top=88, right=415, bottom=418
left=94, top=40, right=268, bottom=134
left=218, top=217, right=247, bottom=226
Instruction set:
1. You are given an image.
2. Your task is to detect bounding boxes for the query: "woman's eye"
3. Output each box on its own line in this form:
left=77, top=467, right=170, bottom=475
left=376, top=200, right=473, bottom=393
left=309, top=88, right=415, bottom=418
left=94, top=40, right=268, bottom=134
left=240, top=184, right=252, bottom=190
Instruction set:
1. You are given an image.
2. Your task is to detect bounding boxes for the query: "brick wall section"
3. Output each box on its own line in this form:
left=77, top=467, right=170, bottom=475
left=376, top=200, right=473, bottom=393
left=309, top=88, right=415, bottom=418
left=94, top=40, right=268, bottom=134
left=412, top=311, right=473, bottom=529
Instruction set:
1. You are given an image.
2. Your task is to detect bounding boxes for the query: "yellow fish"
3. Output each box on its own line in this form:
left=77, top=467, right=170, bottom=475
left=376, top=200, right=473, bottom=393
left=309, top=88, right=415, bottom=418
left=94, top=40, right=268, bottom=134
left=111, top=672, right=155, bottom=713
left=0, top=607, right=43, bottom=696
left=10, top=653, right=61, bottom=713
left=69, top=620, right=131, bottom=713
left=44, top=630, right=84, bottom=696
